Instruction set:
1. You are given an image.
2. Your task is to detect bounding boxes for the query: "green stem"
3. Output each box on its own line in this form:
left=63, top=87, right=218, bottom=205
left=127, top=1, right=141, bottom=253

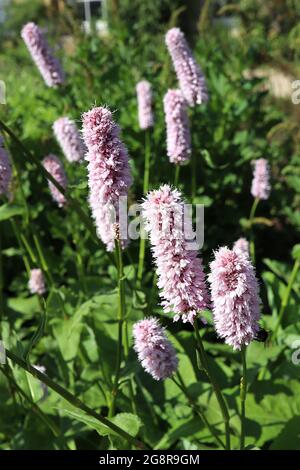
left=137, top=130, right=151, bottom=282
left=191, top=153, right=196, bottom=200
left=109, top=238, right=126, bottom=417
left=271, top=259, right=300, bottom=341
left=123, top=321, right=137, bottom=415
left=173, top=372, right=225, bottom=449
left=10, top=219, right=31, bottom=275
left=137, top=236, right=146, bottom=283
left=5, top=348, right=147, bottom=449
left=32, top=233, right=54, bottom=287
left=143, top=129, right=151, bottom=195
left=194, top=320, right=231, bottom=450
left=249, top=197, right=259, bottom=264
left=174, top=165, right=180, bottom=187
left=20, top=233, right=37, bottom=264
left=240, top=346, right=247, bottom=450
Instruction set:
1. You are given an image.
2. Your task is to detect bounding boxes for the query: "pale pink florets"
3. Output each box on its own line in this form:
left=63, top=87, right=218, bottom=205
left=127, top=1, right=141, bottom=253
left=251, top=158, right=271, bottom=200
left=165, top=27, right=208, bottom=107
left=142, top=185, right=209, bottom=323
left=163, top=89, right=191, bottom=165
left=43, top=154, right=67, bottom=208
left=208, top=247, right=261, bottom=351
left=81, top=107, right=132, bottom=251
left=28, top=269, right=46, bottom=296
left=133, top=318, right=178, bottom=380
left=136, top=80, right=154, bottom=130
left=233, top=238, right=249, bottom=257
left=21, top=22, right=64, bottom=87
left=0, top=136, right=12, bottom=197
left=53, top=117, right=85, bottom=163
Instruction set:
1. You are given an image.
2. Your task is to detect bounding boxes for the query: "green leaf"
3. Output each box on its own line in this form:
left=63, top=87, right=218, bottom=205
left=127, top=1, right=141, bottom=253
left=60, top=408, right=141, bottom=439
left=0, top=203, right=24, bottom=221
left=201, top=149, right=229, bottom=170
left=292, top=244, right=300, bottom=260
left=7, top=296, right=39, bottom=315
left=270, top=416, right=300, bottom=450
left=154, top=417, right=203, bottom=450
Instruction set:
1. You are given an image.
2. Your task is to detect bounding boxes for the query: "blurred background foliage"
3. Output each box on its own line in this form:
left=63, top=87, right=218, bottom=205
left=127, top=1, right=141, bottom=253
left=0, top=0, right=299, bottom=450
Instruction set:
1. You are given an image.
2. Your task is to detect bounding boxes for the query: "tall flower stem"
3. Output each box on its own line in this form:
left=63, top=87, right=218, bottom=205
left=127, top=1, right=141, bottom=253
left=137, top=130, right=151, bottom=283
left=109, top=237, right=126, bottom=417
left=143, top=129, right=151, bottom=195
left=271, top=258, right=300, bottom=341
left=194, top=320, right=231, bottom=450
left=172, top=372, right=225, bottom=449
left=174, top=165, right=180, bottom=187
left=10, top=219, right=31, bottom=275
left=4, top=348, right=147, bottom=449
left=32, top=232, right=54, bottom=287
left=123, top=321, right=137, bottom=416
left=249, top=197, right=259, bottom=263
left=191, top=153, right=196, bottom=200
left=240, top=346, right=247, bottom=450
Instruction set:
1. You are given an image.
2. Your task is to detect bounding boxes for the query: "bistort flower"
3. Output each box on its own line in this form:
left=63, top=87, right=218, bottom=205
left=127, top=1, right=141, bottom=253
left=53, top=117, right=85, bottom=163
left=142, top=184, right=209, bottom=323
left=209, top=247, right=261, bottom=350
left=21, top=22, right=64, bottom=87
left=28, top=269, right=46, bottom=296
left=251, top=158, right=271, bottom=200
left=163, top=89, right=191, bottom=165
left=233, top=238, right=249, bottom=257
left=136, top=80, right=153, bottom=130
left=0, top=135, right=12, bottom=197
left=165, top=27, right=208, bottom=106
left=133, top=317, right=178, bottom=380
left=43, top=154, right=67, bottom=208
left=82, top=106, right=132, bottom=251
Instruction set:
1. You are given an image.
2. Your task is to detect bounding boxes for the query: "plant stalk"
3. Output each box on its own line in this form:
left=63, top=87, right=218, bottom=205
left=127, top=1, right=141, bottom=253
left=109, top=238, right=126, bottom=417
left=173, top=372, right=225, bottom=449
left=5, top=348, right=147, bottom=449
left=194, top=320, right=231, bottom=450
left=240, top=346, right=247, bottom=450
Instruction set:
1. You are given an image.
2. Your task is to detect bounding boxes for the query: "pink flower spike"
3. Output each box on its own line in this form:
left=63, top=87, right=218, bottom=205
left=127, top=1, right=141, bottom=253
left=43, top=154, right=67, bottom=208
left=133, top=318, right=178, bottom=380
left=53, top=117, right=85, bottom=163
left=142, top=185, right=209, bottom=324
left=81, top=106, right=132, bottom=251
left=165, top=27, right=208, bottom=106
left=164, top=89, right=191, bottom=165
left=208, top=247, right=261, bottom=351
left=136, top=80, right=154, bottom=130
left=251, top=158, right=271, bottom=200
left=233, top=238, right=249, bottom=257
left=0, top=135, right=12, bottom=197
left=21, top=22, right=64, bottom=88
left=28, top=269, right=46, bottom=296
